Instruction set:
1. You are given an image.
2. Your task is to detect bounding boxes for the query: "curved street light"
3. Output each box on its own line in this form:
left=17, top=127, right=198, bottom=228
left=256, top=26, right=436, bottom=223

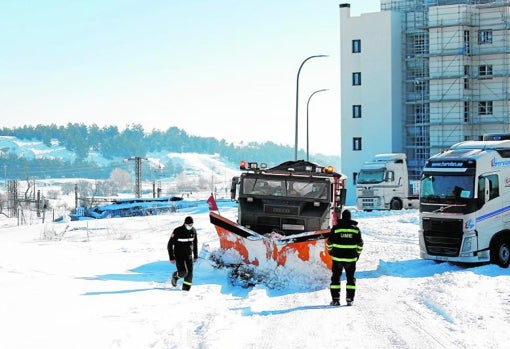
left=306, top=88, right=329, bottom=161
left=294, top=54, right=328, bottom=160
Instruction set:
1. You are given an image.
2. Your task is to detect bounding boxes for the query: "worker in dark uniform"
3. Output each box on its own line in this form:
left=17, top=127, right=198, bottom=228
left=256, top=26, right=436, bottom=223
left=167, top=216, right=198, bottom=291
left=327, top=209, right=364, bottom=306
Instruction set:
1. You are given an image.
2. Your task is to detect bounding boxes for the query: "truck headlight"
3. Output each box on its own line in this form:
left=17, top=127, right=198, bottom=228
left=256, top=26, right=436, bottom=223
left=461, top=236, right=474, bottom=253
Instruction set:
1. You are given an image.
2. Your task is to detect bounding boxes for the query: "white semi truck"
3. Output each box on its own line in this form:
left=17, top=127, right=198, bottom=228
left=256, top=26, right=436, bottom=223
left=419, top=138, right=510, bottom=268
left=356, top=153, right=419, bottom=211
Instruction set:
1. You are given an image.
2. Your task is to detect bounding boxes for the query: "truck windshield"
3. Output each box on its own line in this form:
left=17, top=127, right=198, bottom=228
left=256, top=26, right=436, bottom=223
left=420, top=174, right=474, bottom=200
left=357, top=169, right=385, bottom=184
left=242, top=178, right=328, bottom=199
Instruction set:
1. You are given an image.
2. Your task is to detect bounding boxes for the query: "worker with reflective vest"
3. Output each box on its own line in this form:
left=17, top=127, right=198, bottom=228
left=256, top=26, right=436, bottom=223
left=167, top=216, right=198, bottom=291
left=327, top=209, right=364, bottom=306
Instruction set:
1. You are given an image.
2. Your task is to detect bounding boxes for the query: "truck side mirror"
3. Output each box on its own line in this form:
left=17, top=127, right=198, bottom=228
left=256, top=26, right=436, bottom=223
left=231, top=177, right=239, bottom=200
left=385, top=171, right=394, bottom=182
left=337, top=188, right=347, bottom=206
left=484, top=177, right=490, bottom=203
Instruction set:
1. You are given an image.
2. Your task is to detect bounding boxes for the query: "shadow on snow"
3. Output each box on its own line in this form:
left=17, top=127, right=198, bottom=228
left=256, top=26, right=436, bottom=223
left=230, top=304, right=344, bottom=316
left=360, top=258, right=507, bottom=279
left=80, top=257, right=506, bottom=297
left=80, top=258, right=252, bottom=297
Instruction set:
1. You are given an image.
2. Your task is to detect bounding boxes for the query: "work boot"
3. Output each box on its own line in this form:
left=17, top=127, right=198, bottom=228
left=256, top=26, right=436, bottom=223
left=346, top=298, right=353, bottom=306
left=330, top=300, right=340, bottom=306
left=171, top=272, right=178, bottom=287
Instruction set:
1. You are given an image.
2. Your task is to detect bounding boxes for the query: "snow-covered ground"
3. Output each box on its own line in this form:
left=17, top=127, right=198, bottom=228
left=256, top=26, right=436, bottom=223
left=1, top=201, right=509, bottom=349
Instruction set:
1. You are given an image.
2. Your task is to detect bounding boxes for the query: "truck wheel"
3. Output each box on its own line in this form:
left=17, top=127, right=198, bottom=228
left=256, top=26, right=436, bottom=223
left=491, top=238, right=510, bottom=268
left=390, top=199, right=402, bottom=210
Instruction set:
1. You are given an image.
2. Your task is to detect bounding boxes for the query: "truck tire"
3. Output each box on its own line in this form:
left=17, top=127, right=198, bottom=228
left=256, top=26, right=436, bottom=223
left=491, top=238, right=510, bottom=268
left=390, top=198, right=402, bottom=210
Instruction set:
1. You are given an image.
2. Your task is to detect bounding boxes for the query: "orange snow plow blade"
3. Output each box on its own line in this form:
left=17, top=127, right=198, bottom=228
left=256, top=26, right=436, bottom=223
left=209, top=212, right=332, bottom=269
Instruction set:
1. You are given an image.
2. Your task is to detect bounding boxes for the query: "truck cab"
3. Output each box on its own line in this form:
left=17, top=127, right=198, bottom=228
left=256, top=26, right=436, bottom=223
left=419, top=139, right=510, bottom=268
left=231, top=160, right=346, bottom=235
left=356, top=153, right=419, bottom=211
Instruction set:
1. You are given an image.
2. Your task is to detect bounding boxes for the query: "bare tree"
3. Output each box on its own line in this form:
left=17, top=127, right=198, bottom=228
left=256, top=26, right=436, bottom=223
left=109, top=168, right=131, bottom=191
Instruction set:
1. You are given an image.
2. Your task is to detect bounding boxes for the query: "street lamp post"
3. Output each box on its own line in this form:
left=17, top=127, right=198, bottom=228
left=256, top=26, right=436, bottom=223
left=294, top=54, right=328, bottom=160
left=306, top=88, right=328, bottom=161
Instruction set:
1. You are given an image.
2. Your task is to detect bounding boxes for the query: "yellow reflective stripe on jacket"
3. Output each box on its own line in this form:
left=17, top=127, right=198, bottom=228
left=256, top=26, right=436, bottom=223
left=333, top=228, right=359, bottom=234
left=331, top=256, right=358, bottom=262
left=330, top=243, right=358, bottom=249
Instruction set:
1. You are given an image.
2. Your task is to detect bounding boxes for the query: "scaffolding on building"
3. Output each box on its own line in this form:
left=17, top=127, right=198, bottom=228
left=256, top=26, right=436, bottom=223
left=381, top=0, right=510, bottom=180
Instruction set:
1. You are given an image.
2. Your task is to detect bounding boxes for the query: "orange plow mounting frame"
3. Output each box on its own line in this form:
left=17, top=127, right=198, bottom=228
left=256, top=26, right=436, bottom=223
left=209, top=212, right=332, bottom=269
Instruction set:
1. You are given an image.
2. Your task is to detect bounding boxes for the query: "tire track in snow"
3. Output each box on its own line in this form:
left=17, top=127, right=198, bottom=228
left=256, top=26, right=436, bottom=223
left=353, top=276, right=466, bottom=349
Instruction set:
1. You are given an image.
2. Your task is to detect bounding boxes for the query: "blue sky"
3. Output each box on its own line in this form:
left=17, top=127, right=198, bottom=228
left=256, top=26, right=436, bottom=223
left=1, top=1, right=379, bottom=156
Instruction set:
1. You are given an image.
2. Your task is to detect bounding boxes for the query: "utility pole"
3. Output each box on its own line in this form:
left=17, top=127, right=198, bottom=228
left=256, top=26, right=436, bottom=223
left=157, top=162, right=162, bottom=198
left=126, top=156, right=148, bottom=198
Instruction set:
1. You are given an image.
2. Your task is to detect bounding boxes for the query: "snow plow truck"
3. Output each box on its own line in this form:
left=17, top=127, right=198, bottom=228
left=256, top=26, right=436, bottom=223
left=209, top=160, right=347, bottom=269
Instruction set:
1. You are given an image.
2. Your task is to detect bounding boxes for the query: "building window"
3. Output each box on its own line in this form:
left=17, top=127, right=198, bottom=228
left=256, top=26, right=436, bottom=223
left=414, top=80, right=425, bottom=93
left=464, top=65, right=470, bottom=89
left=352, top=72, right=361, bottom=86
left=464, top=101, right=469, bottom=123
left=415, top=105, right=424, bottom=123
left=352, top=39, right=361, bottom=53
left=478, top=30, right=492, bottom=44
left=478, top=101, right=493, bottom=115
left=414, top=104, right=429, bottom=123
left=479, top=64, right=493, bottom=78
left=463, top=30, right=470, bottom=54
left=353, top=137, right=362, bottom=151
left=414, top=34, right=426, bottom=55
left=352, top=105, right=362, bottom=118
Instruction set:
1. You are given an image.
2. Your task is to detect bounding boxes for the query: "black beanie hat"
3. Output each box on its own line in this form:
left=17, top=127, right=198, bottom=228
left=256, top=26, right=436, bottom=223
left=341, top=209, right=351, bottom=221
left=184, top=216, right=194, bottom=224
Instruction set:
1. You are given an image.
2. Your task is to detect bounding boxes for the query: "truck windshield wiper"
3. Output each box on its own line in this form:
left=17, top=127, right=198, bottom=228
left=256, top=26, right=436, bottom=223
left=426, top=203, right=467, bottom=213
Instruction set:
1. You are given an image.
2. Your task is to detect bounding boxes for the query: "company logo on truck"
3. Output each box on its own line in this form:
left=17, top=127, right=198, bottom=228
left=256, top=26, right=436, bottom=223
left=430, top=161, right=465, bottom=168
left=491, top=157, right=510, bottom=168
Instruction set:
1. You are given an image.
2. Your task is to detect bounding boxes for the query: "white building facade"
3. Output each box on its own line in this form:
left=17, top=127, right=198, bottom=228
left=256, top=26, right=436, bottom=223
left=339, top=3, right=403, bottom=204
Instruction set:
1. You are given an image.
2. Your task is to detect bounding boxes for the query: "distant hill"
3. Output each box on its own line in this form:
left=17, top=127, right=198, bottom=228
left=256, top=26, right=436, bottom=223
left=0, top=124, right=341, bottom=180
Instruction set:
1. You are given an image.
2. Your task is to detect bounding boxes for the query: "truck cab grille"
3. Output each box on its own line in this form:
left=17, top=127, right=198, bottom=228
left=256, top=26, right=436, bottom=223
left=422, top=218, right=463, bottom=257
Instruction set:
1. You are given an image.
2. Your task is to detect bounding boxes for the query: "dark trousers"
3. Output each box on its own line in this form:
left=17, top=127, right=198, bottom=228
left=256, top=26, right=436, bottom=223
left=173, top=255, right=194, bottom=291
left=330, top=261, right=357, bottom=302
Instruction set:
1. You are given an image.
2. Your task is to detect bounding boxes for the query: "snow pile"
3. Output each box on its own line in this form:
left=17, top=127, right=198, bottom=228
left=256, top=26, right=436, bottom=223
left=1, top=202, right=509, bottom=348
